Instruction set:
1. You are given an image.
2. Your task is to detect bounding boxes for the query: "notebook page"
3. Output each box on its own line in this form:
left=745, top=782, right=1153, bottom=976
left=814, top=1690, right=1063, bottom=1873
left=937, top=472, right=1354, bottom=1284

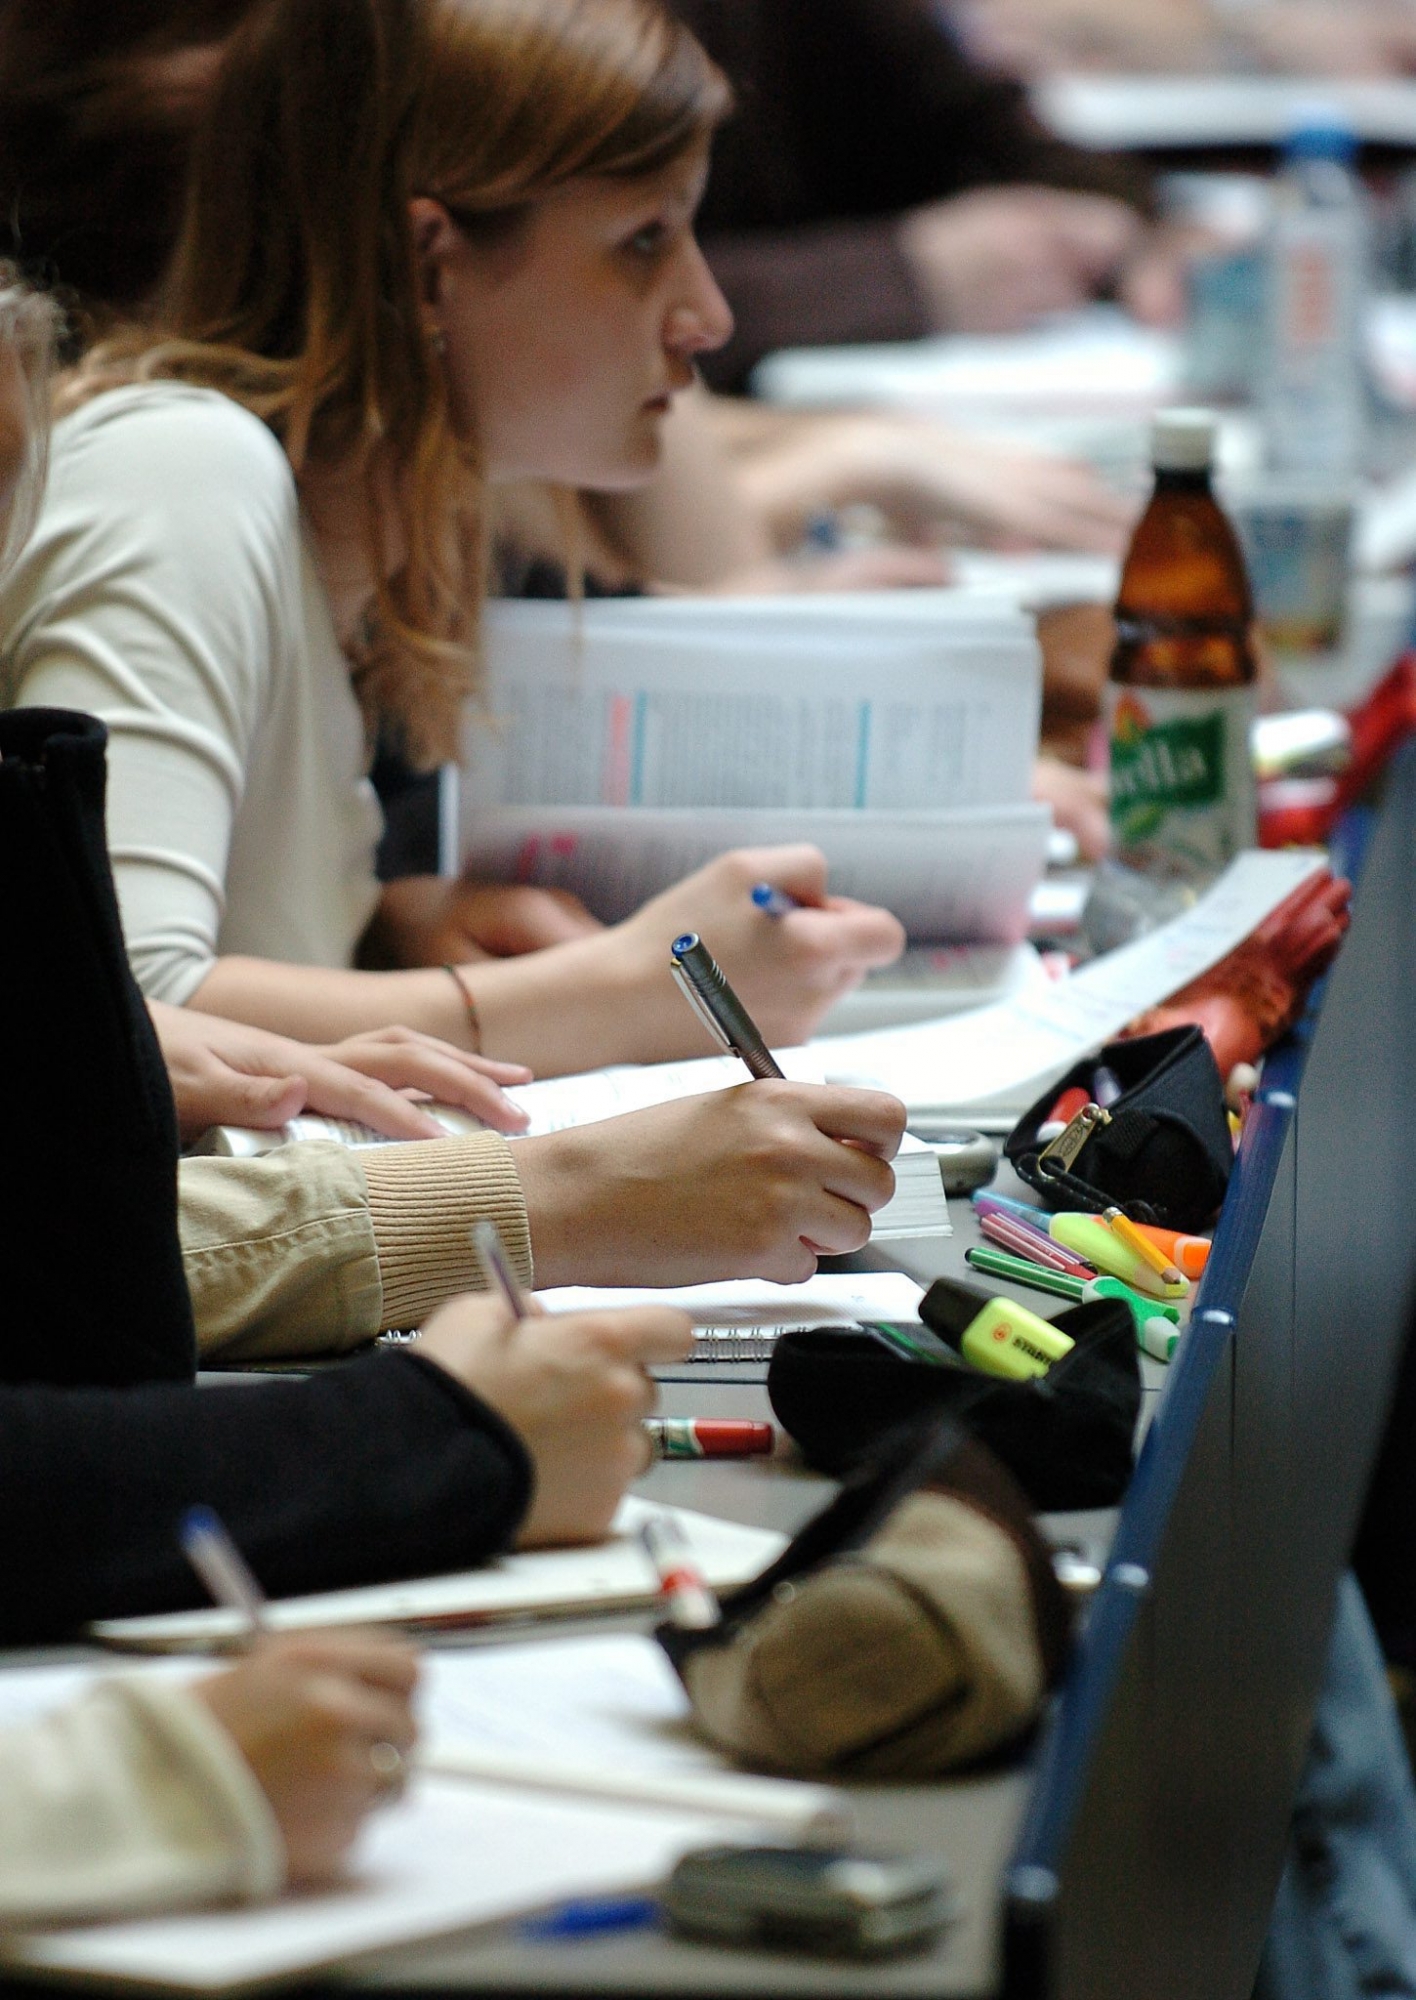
left=90, top=1499, right=785, bottom=1652
left=4, top=1778, right=759, bottom=1993
left=819, top=848, right=1326, bottom=1118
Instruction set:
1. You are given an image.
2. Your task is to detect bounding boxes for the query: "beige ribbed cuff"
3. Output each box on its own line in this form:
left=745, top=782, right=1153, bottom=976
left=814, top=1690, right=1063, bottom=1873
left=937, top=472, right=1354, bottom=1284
left=360, top=1134, right=532, bottom=1329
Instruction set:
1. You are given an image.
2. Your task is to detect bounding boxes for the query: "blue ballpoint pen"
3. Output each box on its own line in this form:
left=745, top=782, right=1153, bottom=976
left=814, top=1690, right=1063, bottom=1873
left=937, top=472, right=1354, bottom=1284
left=520, top=1894, right=660, bottom=1942
left=179, top=1505, right=268, bottom=1639
left=750, top=882, right=800, bottom=919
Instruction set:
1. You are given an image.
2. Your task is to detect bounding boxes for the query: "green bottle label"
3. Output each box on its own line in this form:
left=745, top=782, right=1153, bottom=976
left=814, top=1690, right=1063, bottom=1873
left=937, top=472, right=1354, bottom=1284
left=1106, top=685, right=1256, bottom=872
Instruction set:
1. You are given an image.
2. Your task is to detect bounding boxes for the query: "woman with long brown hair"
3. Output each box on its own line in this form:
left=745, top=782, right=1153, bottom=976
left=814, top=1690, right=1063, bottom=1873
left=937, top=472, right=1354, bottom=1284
left=1, top=0, right=906, bottom=1277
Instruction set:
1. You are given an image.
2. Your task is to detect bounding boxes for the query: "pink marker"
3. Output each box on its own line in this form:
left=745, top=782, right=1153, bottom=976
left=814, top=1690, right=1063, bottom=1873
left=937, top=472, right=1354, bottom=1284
left=979, top=1210, right=1097, bottom=1280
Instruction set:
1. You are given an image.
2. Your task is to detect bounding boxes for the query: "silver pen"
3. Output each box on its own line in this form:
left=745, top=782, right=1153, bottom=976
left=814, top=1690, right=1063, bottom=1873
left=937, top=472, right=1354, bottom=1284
left=471, top=1217, right=529, bottom=1320
left=669, top=932, right=784, bottom=1081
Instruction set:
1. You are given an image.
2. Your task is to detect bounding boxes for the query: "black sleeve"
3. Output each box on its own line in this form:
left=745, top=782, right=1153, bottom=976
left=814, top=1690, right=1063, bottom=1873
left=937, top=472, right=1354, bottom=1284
left=681, top=0, right=1155, bottom=391
left=698, top=221, right=932, bottom=394
left=0, top=1353, right=533, bottom=1644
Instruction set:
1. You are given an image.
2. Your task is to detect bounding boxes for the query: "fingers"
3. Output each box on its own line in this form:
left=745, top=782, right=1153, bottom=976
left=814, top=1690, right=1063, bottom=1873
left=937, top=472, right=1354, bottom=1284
left=453, top=884, right=604, bottom=955
left=797, top=1082, right=907, bottom=1164
left=223, top=1070, right=309, bottom=1131
left=341, top=1042, right=534, bottom=1132
left=592, top=1304, right=692, bottom=1368
left=567, top=1305, right=696, bottom=1370
left=340, top=1026, right=532, bottom=1086
left=716, top=843, right=829, bottom=908
left=303, top=1673, right=420, bottom=1759
left=269, top=1631, right=421, bottom=1700
left=302, top=1050, right=528, bottom=1138
left=793, top=897, right=906, bottom=973
left=1031, top=756, right=1111, bottom=863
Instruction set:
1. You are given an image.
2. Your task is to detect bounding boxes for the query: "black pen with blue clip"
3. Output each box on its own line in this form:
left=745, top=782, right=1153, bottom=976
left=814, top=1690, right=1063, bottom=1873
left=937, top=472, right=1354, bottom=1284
left=669, top=932, right=784, bottom=1080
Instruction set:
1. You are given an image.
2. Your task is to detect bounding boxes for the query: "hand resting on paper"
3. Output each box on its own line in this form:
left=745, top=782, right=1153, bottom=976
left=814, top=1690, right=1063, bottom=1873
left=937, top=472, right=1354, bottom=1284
left=512, top=1080, right=906, bottom=1288
left=150, top=1002, right=532, bottom=1141
left=368, top=874, right=603, bottom=966
left=417, top=1294, right=693, bottom=1545
left=195, top=1632, right=420, bottom=1887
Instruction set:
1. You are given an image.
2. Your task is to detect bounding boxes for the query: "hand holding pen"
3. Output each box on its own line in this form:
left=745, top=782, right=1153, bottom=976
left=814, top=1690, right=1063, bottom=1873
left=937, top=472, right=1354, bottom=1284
left=604, top=847, right=904, bottom=1064
left=663, top=926, right=905, bottom=1270
left=179, top=1508, right=421, bottom=1872
left=413, top=1243, right=691, bottom=1546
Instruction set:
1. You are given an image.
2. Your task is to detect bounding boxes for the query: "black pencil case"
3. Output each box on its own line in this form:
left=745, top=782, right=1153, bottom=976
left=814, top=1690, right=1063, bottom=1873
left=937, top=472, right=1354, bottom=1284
left=767, top=1284, right=1140, bottom=1511
left=1004, top=1025, right=1231, bottom=1232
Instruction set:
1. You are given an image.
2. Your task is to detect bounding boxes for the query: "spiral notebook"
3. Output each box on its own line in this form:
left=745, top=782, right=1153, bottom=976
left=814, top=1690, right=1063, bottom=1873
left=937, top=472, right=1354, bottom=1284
left=538, top=1272, right=927, bottom=1369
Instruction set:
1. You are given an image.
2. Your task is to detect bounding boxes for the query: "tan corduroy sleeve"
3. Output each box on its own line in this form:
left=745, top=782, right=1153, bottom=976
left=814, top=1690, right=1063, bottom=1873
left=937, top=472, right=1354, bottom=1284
left=179, top=1135, right=531, bottom=1361
left=0, top=1678, right=283, bottom=1925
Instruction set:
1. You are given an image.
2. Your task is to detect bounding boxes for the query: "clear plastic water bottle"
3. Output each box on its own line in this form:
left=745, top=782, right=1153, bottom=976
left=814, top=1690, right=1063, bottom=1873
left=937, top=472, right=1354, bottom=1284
left=1261, top=107, right=1369, bottom=479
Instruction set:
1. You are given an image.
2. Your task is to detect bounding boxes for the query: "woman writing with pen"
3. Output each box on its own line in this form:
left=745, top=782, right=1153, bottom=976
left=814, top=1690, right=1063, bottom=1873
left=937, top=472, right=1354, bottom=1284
left=0, top=0, right=902, bottom=1068
left=0, top=0, right=907, bottom=1289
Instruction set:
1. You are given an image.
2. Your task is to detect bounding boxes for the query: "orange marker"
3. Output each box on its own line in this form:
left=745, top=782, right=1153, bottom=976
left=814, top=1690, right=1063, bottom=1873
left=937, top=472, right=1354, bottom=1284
left=1104, top=1208, right=1184, bottom=1289
left=1127, top=1223, right=1211, bottom=1280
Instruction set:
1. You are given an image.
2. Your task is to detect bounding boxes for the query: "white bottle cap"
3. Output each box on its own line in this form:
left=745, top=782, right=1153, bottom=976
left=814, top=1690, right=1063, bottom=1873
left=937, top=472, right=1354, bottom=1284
left=1151, top=408, right=1217, bottom=472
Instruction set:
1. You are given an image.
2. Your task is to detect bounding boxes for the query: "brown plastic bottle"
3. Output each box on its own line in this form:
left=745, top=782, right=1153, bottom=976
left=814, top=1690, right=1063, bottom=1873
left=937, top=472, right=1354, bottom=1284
left=1107, top=408, right=1258, bottom=877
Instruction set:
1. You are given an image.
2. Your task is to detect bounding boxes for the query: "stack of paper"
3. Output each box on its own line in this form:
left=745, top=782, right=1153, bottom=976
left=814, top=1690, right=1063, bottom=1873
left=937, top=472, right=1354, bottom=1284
left=752, top=305, right=1183, bottom=420
left=1034, top=74, right=1416, bottom=152
left=450, top=592, right=1046, bottom=943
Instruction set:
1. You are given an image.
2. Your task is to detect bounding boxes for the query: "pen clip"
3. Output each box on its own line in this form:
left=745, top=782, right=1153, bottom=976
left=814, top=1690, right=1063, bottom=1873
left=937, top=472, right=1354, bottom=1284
left=670, top=957, right=735, bottom=1058
left=1038, top=1101, right=1110, bottom=1173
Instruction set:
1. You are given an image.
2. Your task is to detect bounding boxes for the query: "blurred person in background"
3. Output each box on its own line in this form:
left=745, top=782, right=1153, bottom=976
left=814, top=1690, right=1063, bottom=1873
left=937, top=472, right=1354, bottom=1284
left=668, top=0, right=1186, bottom=392
left=951, top=0, right=1416, bottom=79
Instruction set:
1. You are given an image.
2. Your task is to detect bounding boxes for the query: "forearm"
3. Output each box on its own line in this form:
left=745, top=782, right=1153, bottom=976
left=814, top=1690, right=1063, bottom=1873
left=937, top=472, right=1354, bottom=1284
left=189, top=935, right=653, bottom=1076
left=181, top=1138, right=533, bottom=1361
left=0, top=1353, right=532, bottom=1643
left=187, top=956, right=471, bottom=1047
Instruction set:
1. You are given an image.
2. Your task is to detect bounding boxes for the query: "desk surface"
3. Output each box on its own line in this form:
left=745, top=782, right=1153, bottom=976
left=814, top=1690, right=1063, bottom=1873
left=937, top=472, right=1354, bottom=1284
left=340, top=1184, right=1159, bottom=1999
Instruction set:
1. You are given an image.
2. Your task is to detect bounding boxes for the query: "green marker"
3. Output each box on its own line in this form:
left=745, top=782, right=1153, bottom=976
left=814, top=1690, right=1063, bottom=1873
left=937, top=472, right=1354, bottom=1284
left=859, top=1320, right=958, bottom=1367
left=964, top=1245, right=1182, bottom=1363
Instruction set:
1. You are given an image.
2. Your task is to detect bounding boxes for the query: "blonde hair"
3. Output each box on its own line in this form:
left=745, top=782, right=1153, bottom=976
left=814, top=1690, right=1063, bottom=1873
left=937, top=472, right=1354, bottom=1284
left=0, top=266, right=62, bottom=575
left=66, top=0, right=729, bottom=766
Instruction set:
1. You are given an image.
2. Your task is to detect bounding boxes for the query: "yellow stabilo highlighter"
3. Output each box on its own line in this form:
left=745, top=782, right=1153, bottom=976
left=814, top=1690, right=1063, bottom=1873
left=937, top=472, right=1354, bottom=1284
left=959, top=1298, right=1076, bottom=1381
left=1049, top=1213, right=1190, bottom=1302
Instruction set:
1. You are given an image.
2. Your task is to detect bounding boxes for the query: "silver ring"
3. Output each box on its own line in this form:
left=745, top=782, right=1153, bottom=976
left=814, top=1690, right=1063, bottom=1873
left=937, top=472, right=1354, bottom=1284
left=368, top=1741, right=406, bottom=1792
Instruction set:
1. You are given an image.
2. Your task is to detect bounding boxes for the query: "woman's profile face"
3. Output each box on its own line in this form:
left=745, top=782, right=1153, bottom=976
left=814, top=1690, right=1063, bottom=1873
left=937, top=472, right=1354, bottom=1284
left=427, top=140, right=733, bottom=489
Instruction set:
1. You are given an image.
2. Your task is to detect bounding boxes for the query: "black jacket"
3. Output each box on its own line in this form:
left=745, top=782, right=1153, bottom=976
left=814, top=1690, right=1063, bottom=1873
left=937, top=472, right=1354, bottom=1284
left=0, top=708, right=531, bottom=1644
left=676, top=0, right=1153, bottom=389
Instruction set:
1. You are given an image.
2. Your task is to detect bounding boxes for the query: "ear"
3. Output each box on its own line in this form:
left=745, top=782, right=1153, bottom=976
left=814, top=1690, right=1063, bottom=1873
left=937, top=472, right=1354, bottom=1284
left=407, top=196, right=463, bottom=313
